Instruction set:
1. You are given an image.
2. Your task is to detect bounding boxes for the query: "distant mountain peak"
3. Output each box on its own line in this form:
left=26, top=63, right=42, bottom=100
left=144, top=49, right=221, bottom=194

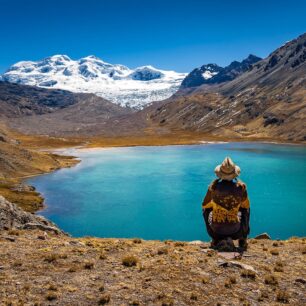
left=43, top=54, right=72, bottom=63
left=203, top=63, right=220, bottom=70
left=83, top=55, right=101, bottom=60
left=180, top=63, right=223, bottom=88
left=50, top=54, right=71, bottom=59
left=1, top=55, right=187, bottom=109
left=181, top=54, right=262, bottom=89
left=246, top=54, right=261, bottom=60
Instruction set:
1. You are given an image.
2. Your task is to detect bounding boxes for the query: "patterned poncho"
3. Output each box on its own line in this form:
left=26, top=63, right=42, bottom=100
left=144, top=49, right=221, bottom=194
left=202, top=179, right=250, bottom=223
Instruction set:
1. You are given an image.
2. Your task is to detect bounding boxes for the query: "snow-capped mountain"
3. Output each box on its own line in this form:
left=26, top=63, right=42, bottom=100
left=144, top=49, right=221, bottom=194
left=180, top=64, right=223, bottom=88
left=201, top=64, right=221, bottom=80
left=180, top=55, right=262, bottom=89
left=1, top=55, right=187, bottom=108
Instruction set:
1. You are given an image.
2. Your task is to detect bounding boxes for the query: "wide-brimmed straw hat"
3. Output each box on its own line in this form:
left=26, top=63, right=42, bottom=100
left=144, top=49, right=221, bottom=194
left=214, top=157, right=241, bottom=181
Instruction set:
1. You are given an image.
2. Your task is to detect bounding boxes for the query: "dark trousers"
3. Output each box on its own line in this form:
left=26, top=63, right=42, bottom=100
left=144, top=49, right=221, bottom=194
left=203, top=208, right=250, bottom=241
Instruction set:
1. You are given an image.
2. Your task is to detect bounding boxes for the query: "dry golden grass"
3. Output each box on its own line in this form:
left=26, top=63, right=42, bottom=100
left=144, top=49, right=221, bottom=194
left=98, top=293, right=111, bottom=304
left=276, top=290, right=290, bottom=303
left=0, top=131, right=79, bottom=212
left=11, top=132, right=83, bottom=150
left=264, top=274, right=278, bottom=285
left=1, top=230, right=304, bottom=305
left=132, top=238, right=142, bottom=244
left=270, top=249, right=280, bottom=256
left=258, top=290, right=269, bottom=302
left=274, top=260, right=284, bottom=272
left=84, top=261, right=94, bottom=270
left=240, top=269, right=256, bottom=279
left=122, top=255, right=138, bottom=267
left=87, top=132, right=219, bottom=148
left=0, top=181, right=44, bottom=212
left=45, top=292, right=58, bottom=301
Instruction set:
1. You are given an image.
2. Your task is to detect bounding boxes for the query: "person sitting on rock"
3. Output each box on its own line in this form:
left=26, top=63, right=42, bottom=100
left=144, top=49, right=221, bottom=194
left=202, top=157, right=250, bottom=250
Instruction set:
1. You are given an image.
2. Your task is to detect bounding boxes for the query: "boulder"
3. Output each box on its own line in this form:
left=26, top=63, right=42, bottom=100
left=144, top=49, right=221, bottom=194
left=254, top=233, right=271, bottom=240
left=218, top=260, right=257, bottom=273
left=218, top=252, right=241, bottom=260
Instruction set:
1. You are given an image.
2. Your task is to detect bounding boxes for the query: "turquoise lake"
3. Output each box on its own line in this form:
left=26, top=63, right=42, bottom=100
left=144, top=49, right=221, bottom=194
left=26, top=143, right=306, bottom=241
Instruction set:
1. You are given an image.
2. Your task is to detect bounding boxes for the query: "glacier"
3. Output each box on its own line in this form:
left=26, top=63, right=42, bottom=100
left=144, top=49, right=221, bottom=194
left=1, top=55, right=187, bottom=109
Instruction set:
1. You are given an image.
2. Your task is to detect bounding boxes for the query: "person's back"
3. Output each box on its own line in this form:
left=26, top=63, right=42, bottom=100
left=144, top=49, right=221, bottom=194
left=202, top=157, right=250, bottom=250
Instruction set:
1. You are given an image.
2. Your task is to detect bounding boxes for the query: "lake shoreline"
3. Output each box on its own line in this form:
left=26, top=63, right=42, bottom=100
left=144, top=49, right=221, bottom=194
left=2, top=135, right=305, bottom=223
left=26, top=142, right=306, bottom=240
left=41, top=138, right=306, bottom=157
left=19, top=138, right=306, bottom=216
left=1, top=138, right=306, bottom=305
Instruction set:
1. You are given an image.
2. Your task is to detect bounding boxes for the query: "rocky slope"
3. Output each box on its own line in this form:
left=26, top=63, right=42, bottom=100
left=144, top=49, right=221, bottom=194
left=0, top=196, right=62, bottom=233
left=180, top=63, right=223, bottom=88
left=0, top=81, right=131, bottom=118
left=1, top=55, right=186, bottom=109
left=0, top=226, right=305, bottom=305
left=0, top=125, right=77, bottom=179
left=5, top=97, right=135, bottom=137
left=146, top=33, right=306, bottom=142
left=0, top=124, right=79, bottom=211
left=0, top=34, right=305, bottom=142
left=0, top=82, right=73, bottom=118
left=0, top=81, right=133, bottom=136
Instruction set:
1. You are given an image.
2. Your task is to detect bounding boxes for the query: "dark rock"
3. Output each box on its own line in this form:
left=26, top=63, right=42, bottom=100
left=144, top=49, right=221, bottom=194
left=211, top=55, right=261, bottom=84
left=130, top=67, right=163, bottom=81
left=295, top=278, right=306, bottom=284
left=3, top=236, right=15, bottom=242
left=265, top=54, right=279, bottom=71
left=263, top=114, right=284, bottom=126
left=22, top=222, right=61, bottom=234
left=254, top=233, right=271, bottom=240
left=291, top=50, right=306, bottom=68
left=181, top=64, right=223, bottom=88
left=214, top=238, right=236, bottom=252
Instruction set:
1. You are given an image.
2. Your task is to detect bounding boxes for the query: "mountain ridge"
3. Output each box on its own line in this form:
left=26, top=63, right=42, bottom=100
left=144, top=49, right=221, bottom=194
left=1, top=55, right=186, bottom=109
left=0, top=33, right=305, bottom=142
left=180, top=54, right=262, bottom=89
left=144, top=33, right=306, bottom=142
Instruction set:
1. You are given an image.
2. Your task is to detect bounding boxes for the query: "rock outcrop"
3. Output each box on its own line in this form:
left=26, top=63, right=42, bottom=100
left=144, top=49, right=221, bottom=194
left=0, top=196, right=62, bottom=234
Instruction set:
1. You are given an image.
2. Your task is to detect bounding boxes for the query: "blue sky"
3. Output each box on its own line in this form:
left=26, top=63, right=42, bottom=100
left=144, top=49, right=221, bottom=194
left=0, top=0, right=305, bottom=73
